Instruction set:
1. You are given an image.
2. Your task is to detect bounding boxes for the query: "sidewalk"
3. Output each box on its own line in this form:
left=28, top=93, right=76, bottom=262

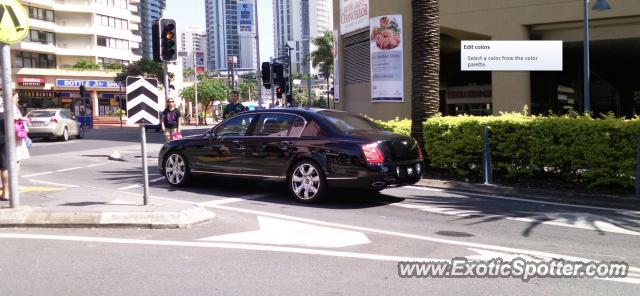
left=0, top=186, right=215, bottom=229
left=414, top=178, right=640, bottom=211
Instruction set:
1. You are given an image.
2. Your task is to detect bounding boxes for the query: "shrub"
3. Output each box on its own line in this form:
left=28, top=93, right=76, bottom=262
left=376, top=113, right=640, bottom=189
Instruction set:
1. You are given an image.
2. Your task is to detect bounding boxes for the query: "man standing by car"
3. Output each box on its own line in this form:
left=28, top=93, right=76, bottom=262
left=223, top=91, right=248, bottom=119
left=161, top=98, right=181, bottom=142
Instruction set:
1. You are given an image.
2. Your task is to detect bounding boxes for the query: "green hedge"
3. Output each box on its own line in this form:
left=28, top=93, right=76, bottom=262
left=375, top=114, right=640, bottom=189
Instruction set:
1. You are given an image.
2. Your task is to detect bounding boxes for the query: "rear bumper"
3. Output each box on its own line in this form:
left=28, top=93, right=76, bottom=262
left=28, top=126, right=62, bottom=138
left=327, top=161, right=423, bottom=190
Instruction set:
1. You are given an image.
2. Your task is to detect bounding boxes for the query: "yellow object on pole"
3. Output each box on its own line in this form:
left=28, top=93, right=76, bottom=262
left=0, top=0, right=29, bottom=44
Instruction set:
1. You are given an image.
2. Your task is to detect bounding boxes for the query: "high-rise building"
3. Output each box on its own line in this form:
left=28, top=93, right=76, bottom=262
left=180, top=26, right=207, bottom=71
left=274, top=0, right=332, bottom=74
left=205, top=0, right=256, bottom=72
left=139, top=0, right=166, bottom=59
left=10, top=0, right=143, bottom=120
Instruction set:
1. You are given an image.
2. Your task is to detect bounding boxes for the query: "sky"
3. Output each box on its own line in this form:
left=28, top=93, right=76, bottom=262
left=164, top=0, right=275, bottom=63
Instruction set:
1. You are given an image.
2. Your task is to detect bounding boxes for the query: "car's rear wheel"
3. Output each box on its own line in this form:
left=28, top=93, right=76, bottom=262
left=60, top=127, right=69, bottom=141
left=288, top=160, right=327, bottom=203
left=164, top=151, right=190, bottom=186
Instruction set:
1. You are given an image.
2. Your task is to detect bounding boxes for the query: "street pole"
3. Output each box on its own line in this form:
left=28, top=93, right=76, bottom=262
left=583, top=0, right=591, bottom=114
left=270, top=58, right=275, bottom=106
left=254, top=0, right=262, bottom=108
left=288, top=46, right=293, bottom=104
left=193, top=54, right=198, bottom=126
left=139, top=125, right=149, bottom=205
left=163, top=62, right=170, bottom=103
left=1, top=43, right=19, bottom=208
left=326, top=75, right=330, bottom=109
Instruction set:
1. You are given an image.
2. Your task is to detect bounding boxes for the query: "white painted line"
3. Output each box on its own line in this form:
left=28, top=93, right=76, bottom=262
left=22, top=172, right=54, bottom=178
left=118, top=184, right=142, bottom=190
left=150, top=177, right=165, bottom=183
left=389, top=202, right=640, bottom=236
left=27, top=179, right=80, bottom=188
left=0, top=233, right=436, bottom=263
left=201, top=198, right=246, bottom=206
left=197, top=202, right=640, bottom=275
left=84, top=163, right=109, bottom=168
left=404, top=186, right=640, bottom=215
left=56, top=166, right=85, bottom=172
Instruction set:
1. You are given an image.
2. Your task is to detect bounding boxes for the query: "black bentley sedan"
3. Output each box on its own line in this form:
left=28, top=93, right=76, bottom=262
left=158, top=108, right=423, bottom=203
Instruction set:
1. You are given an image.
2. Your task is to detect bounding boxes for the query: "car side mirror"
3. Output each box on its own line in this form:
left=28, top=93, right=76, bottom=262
left=72, top=115, right=77, bottom=120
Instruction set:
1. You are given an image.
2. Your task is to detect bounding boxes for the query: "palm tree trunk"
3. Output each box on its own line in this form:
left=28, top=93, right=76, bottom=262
left=411, top=0, right=440, bottom=151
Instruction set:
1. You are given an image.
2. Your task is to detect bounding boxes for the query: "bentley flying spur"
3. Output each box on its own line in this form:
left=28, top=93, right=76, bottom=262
left=159, top=108, right=423, bottom=203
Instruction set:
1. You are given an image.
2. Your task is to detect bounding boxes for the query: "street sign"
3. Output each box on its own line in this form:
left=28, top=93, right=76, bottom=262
left=126, top=77, right=160, bottom=125
left=0, top=0, right=29, bottom=44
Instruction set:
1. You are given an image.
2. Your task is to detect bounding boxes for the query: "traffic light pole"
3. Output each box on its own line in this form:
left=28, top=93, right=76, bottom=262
left=287, top=46, right=293, bottom=105
left=163, top=62, right=170, bottom=102
left=254, top=0, right=262, bottom=108
left=1, top=43, right=19, bottom=208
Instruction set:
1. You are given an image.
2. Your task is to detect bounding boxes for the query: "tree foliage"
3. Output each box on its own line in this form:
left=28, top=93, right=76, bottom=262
left=71, top=58, right=101, bottom=70
left=114, top=58, right=174, bottom=84
left=181, top=79, right=231, bottom=119
left=308, top=31, right=333, bottom=75
left=238, top=79, right=258, bottom=101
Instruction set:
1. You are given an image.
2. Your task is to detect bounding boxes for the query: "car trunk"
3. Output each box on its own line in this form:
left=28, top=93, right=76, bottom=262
left=346, top=130, right=420, bottom=162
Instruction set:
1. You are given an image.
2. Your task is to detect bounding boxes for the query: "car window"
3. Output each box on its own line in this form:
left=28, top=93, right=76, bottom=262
left=217, top=115, right=254, bottom=137
left=289, top=118, right=306, bottom=137
left=301, top=120, right=325, bottom=137
left=318, top=111, right=381, bottom=133
left=27, top=111, right=56, bottom=117
left=251, top=114, right=296, bottom=137
left=60, top=111, right=71, bottom=119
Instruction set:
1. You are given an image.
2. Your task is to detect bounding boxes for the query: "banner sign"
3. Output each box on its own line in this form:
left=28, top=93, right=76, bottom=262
left=340, top=0, right=369, bottom=35
left=17, top=76, right=45, bottom=86
left=237, top=0, right=254, bottom=36
left=370, top=15, right=404, bottom=102
left=333, top=29, right=340, bottom=103
left=56, top=79, right=120, bottom=89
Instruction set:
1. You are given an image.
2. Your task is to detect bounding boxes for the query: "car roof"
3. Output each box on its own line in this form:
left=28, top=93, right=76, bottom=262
left=28, top=109, right=64, bottom=112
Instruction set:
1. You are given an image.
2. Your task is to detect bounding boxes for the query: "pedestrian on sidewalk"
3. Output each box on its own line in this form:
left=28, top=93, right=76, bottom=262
left=161, top=98, right=181, bottom=142
left=0, top=93, right=30, bottom=201
left=223, top=91, right=248, bottom=120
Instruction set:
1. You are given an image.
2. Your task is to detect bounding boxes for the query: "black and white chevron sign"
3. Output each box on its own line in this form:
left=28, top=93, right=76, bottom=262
left=126, top=76, right=160, bottom=125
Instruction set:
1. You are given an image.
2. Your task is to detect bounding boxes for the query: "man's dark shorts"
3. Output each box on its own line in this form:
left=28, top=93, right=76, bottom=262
left=0, top=144, right=5, bottom=170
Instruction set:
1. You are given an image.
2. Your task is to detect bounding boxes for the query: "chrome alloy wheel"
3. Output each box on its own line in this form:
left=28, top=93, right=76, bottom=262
left=291, top=163, right=321, bottom=200
left=165, top=153, right=186, bottom=185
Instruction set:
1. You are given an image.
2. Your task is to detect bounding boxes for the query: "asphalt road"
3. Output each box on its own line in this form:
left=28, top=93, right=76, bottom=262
left=2, top=127, right=639, bottom=295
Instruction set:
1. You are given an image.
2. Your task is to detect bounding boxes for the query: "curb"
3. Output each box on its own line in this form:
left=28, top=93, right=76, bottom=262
left=414, top=179, right=640, bottom=211
left=0, top=205, right=216, bottom=229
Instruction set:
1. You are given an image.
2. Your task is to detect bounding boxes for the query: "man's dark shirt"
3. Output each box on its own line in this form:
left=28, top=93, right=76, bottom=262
left=223, top=102, right=247, bottom=119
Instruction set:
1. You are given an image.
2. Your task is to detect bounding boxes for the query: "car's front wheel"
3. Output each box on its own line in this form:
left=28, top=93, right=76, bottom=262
left=164, top=151, right=190, bottom=186
left=288, top=160, right=327, bottom=203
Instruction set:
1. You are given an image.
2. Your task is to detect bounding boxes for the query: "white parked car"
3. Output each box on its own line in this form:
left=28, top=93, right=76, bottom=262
left=27, top=109, right=84, bottom=141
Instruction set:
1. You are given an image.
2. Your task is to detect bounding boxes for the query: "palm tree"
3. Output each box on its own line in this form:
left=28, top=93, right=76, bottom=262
left=309, top=31, right=334, bottom=76
left=411, top=0, right=440, bottom=151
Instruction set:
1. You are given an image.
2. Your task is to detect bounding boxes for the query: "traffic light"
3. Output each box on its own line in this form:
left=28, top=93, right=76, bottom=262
left=272, top=63, right=285, bottom=85
left=152, top=20, right=160, bottom=62
left=261, top=62, right=271, bottom=89
left=159, top=18, right=177, bottom=62
left=276, top=85, right=284, bottom=99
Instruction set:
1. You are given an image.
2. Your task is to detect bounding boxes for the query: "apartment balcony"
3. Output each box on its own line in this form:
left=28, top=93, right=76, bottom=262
left=12, top=67, right=118, bottom=78
left=11, top=42, right=57, bottom=54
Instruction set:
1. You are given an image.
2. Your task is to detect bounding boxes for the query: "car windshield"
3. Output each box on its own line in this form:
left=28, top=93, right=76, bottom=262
left=319, top=111, right=381, bottom=133
left=28, top=111, right=57, bottom=117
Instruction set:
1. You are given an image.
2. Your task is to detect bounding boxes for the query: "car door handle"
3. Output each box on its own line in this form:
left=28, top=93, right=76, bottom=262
left=279, top=140, right=293, bottom=146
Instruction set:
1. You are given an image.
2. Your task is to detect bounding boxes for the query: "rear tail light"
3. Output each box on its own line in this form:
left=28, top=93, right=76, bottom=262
left=50, top=117, right=58, bottom=124
left=362, top=143, right=385, bottom=164
left=417, top=146, right=424, bottom=161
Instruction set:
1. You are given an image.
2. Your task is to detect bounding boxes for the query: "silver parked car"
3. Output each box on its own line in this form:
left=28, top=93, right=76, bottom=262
left=27, top=109, right=83, bottom=141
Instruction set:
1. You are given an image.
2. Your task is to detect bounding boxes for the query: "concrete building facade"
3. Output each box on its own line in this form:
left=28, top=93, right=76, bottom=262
left=205, top=0, right=256, bottom=71
left=333, top=0, right=640, bottom=120
left=9, top=0, right=143, bottom=120
left=139, top=0, right=166, bottom=59
left=180, top=26, right=207, bottom=71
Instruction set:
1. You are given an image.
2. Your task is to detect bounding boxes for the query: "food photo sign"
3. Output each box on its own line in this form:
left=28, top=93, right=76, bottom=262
left=370, top=15, right=404, bottom=102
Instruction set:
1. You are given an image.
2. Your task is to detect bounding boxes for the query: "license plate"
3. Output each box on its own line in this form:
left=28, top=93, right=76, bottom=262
left=407, top=167, right=414, bottom=175
left=31, top=121, right=44, bottom=127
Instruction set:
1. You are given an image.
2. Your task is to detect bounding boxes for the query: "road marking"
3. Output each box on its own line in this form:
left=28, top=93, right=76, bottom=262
left=389, top=202, right=640, bottom=236
left=22, top=171, right=54, bottom=178
left=0, top=233, right=435, bottom=263
left=404, top=186, right=640, bottom=215
left=19, top=186, right=66, bottom=193
left=118, top=184, right=142, bottom=190
left=84, top=163, right=109, bottom=168
left=27, top=179, right=80, bottom=188
left=56, top=166, right=85, bottom=172
left=150, top=177, right=165, bottom=183
left=199, top=216, right=371, bottom=248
